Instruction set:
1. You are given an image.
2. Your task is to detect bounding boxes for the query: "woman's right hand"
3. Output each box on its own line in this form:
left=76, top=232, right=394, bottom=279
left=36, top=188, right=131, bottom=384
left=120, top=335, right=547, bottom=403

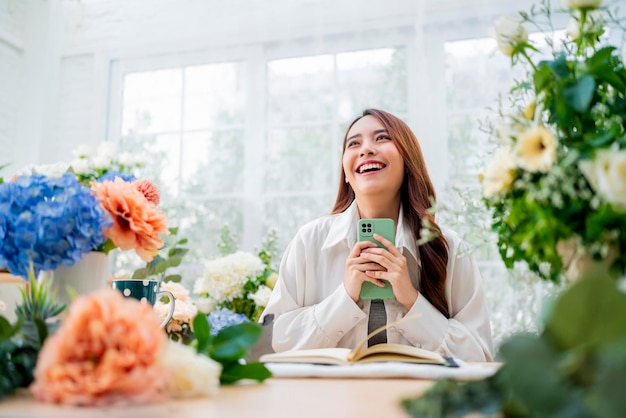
left=344, top=241, right=387, bottom=302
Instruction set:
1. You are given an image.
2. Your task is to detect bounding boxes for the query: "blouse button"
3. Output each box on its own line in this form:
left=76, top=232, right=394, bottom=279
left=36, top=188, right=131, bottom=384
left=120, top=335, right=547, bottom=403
left=337, top=331, right=344, bottom=337
left=353, top=317, right=359, bottom=322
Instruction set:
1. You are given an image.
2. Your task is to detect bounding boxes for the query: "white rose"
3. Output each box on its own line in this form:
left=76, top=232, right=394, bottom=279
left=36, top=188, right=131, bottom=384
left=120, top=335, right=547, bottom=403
left=566, top=11, right=604, bottom=39
left=579, top=148, right=626, bottom=210
left=96, top=141, right=117, bottom=159
left=91, top=155, right=112, bottom=170
left=161, top=341, right=222, bottom=398
left=0, top=301, right=6, bottom=312
left=118, top=152, right=136, bottom=167
left=24, top=162, right=70, bottom=178
left=492, top=16, right=528, bottom=56
left=72, top=144, right=92, bottom=158
left=249, top=285, right=273, bottom=308
left=70, top=158, right=90, bottom=174
left=195, top=297, right=217, bottom=314
left=481, top=147, right=517, bottom=198
left=563, top=0, right=602, bottom=9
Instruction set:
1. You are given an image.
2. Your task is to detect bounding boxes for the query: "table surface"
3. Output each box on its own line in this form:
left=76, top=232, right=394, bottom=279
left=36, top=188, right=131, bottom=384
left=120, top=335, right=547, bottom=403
left=0, top=377, right=434, bottom=418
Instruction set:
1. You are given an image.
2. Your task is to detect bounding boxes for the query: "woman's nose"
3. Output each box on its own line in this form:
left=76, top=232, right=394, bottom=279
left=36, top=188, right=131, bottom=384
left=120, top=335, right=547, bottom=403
left=360, top=141, right=376, bottom=156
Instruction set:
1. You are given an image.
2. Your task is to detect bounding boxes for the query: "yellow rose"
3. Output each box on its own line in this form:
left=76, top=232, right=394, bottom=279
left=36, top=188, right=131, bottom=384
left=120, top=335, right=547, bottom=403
left=523, top=100, right=536, bottom=120
left=266, top=272, right=279, bottom=289
left=482, top=147, right=517, bottom=198
left=514, top=125, right=557, bottom=173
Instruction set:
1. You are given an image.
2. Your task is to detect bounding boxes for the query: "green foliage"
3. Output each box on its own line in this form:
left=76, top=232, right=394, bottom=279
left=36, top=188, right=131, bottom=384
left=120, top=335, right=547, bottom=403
left=402, top=276, right=626, bottom=417
left=482, top=0, right=626, bottom=282
left=0, top=316, right=39, bottom=400
left=132, top=226, right=190, bottom=282
left=15, top=264, right=65, bottom=346
left=191, top=314, right=271, bottom=385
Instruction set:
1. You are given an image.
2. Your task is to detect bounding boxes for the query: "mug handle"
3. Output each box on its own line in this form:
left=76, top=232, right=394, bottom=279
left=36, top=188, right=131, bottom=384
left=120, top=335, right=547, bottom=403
left=156, top=290, right=176, bottom=329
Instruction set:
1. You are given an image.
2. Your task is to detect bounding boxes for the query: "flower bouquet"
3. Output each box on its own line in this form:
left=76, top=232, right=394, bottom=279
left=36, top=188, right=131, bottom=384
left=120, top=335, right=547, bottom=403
left=481, top=0, right=626, bottom=282
left=0, top=142, right=169, bottom=279
left=194, top=227, right=278, bottom=322
left=401, top=2, right=626, bottom=416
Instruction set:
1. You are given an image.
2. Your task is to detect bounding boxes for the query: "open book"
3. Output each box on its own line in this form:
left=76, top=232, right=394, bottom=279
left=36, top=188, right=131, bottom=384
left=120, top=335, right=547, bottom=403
left=260, top=313, right=456, bottom=367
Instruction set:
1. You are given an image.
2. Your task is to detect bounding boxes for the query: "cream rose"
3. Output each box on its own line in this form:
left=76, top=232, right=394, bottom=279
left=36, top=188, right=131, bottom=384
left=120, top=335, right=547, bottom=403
left=579, top=148, right=626, bottom=210
left=481, top=147, right=517, bottom=198
left=161, top=341, right=222, bottom=398
left=195, top=297, right=218, bottom=314
left=566, top=10, right=604, bottom=39
left=563, top=0, right=602, bottom=9
left=514, top=125, right=557, bottom=172
left=492, top=16, right=528, bottom=56
left=265, top=272, right=279, bottom=289
left=249, top=285, right=273, bottom=308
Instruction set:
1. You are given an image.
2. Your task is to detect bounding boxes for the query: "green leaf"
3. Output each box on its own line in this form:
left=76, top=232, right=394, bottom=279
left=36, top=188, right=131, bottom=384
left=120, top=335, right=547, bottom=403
left=533, top=62, right=553, bottom=92
left=192, top=314, right=212, bottom=353
left=585, top=338, right=626, bottom=418
left=497, top=334, right=583, bottom=416
left=0, top=317, right=14, bottom=340
left=563, top=75, right=596, bottom=113
left=164, top=254, right=183, bottom=268
left=543, top=277, right=626, bottom=352
left=163, top=274, right=182, bottom=283
left=220, top=361, right=272, bottom=385
left=131, top=267, right=149, bottom=280
left=101, top=239, right=117, bottom=255
left=210, top=322, right=262, bottom=361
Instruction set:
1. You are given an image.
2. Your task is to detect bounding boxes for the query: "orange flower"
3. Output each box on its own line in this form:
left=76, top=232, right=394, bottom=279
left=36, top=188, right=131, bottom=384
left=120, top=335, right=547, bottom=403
left=92, top=177, right=168, bottom=262
left=31, top=289, right=169, bottom=406
left=134, top=179, right=161, bottom=205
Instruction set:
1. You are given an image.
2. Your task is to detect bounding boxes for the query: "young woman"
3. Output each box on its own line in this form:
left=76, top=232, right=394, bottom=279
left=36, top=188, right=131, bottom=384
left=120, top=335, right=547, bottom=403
left=261, top=109, right=493, bottom=362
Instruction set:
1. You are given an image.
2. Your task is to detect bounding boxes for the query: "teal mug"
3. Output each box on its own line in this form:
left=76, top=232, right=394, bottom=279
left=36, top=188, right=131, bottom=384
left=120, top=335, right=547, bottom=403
left=111, top=279, right=175, bottom=328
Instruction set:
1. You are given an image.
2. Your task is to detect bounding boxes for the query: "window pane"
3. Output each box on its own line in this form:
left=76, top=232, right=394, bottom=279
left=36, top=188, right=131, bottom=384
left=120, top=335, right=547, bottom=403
left=268, top=55, right=335, bottom=124
left=265, top=126, right=336, bottom=193
left=336, top=47, right=407, bottom=119
left=184, top=62, right=246, bottom=130
left=172, top=199, right=244, bottom=262
left=119, top=133, right=181, bottom=198
left=264, top=195, right=335, bottom=250
left=181, top=130, right=244, bottom=195
left=122, top=70, right=182, bottom=135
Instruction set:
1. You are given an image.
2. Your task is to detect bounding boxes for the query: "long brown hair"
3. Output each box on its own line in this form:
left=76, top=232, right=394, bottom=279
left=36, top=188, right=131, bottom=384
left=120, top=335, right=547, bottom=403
left=331, top=109, right=450, bottom=317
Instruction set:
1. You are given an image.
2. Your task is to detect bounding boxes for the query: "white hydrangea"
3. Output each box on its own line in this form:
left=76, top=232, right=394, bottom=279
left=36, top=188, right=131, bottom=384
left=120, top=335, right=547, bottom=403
left=194, top=251, right=264, bottom=303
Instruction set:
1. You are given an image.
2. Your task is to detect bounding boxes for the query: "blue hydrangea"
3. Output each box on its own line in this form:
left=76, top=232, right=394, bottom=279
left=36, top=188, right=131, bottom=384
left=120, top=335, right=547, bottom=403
left=98, top=171, right=135, bottom=183
left=207, top=308, right=250, bottom=336
left=0, top=172, right=113, bottom=278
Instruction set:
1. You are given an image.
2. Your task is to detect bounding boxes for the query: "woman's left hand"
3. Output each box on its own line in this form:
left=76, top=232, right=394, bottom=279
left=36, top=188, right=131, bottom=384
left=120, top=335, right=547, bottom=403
left=360, top=233, right=418, bottom=310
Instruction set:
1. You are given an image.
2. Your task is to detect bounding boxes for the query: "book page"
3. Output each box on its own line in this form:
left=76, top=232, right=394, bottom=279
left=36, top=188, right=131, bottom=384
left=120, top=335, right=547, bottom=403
left=260, top=347, right=353, bottom=365
left=351, top=343, right=445, bottom=364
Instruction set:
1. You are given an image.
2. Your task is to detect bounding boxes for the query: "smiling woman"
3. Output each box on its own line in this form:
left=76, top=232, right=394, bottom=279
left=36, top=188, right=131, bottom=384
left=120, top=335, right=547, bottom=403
left=260, top=108, right=494, bottom=362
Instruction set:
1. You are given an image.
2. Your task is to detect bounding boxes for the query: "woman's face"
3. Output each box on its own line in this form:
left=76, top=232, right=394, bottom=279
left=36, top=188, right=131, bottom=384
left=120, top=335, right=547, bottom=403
left=342, top=115, right=405, bottom=200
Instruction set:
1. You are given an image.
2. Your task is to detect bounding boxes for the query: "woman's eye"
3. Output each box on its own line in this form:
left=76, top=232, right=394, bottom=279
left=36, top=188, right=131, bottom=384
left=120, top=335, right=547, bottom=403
left=377, top=135, right=390, bottom=141
left=346, top=140, right=359, bottom=148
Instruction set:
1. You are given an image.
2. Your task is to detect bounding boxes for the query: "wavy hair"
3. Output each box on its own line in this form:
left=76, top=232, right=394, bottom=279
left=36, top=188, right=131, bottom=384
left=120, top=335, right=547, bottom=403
left=331, top=109, right=450, bottom=317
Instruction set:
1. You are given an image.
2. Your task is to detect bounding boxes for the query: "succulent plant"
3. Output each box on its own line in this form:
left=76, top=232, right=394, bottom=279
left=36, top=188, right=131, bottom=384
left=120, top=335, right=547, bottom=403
left=14, top=263, right=66, bottom=345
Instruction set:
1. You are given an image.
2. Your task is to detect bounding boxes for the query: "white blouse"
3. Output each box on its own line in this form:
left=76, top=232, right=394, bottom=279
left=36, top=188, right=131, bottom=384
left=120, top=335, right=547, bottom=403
left=261, top=201, right=494, bottom=362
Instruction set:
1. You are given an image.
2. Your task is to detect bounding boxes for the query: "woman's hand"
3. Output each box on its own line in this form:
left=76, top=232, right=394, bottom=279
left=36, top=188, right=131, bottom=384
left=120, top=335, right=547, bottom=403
left=344, top=240, right=387, bottom=303
left=359, top=233, right=418, bottom=310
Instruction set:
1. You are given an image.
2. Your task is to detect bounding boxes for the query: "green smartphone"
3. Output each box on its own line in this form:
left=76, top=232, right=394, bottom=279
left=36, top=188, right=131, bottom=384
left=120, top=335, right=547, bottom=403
left=357, top=218, right=396, bottom=300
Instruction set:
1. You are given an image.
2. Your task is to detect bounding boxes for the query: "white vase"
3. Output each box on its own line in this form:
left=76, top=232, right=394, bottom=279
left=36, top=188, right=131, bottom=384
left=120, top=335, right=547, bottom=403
left=49, top=251, right=110, bottom=307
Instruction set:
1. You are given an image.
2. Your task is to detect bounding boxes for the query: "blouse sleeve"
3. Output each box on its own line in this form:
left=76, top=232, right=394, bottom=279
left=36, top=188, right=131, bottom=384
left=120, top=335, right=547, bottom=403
left=398, top=235, right=494, bottom=362
left=260, top=231, right=366, bottom=351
